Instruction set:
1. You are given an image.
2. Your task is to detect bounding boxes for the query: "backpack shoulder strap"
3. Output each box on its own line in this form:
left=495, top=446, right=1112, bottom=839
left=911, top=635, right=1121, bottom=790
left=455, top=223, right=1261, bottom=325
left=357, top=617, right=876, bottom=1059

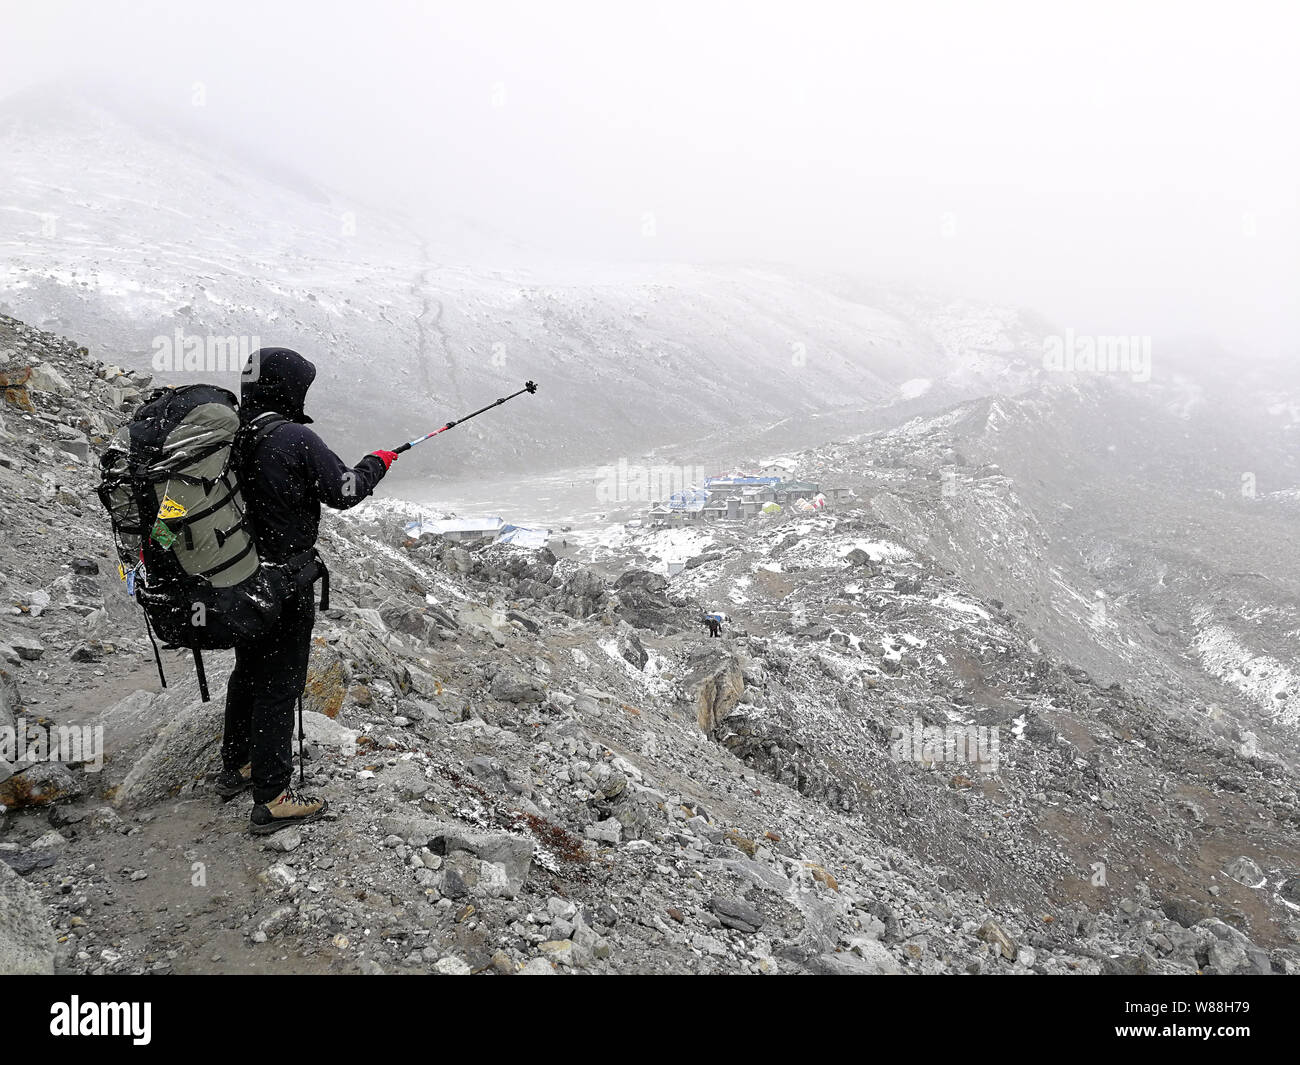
left=235, top=411, right=289, bottom=466
left=246, top=410, right=289, bottom=443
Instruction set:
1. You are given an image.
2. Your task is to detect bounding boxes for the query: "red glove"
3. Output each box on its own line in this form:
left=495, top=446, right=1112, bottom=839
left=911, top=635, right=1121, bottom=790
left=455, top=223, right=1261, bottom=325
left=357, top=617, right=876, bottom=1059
left=371, top=449, right=399, bottom=471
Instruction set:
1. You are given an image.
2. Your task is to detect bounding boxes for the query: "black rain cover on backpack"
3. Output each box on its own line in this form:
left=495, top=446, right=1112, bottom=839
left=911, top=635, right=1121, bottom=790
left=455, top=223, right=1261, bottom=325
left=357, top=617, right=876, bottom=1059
left=97, top=384, right=291, bottom=650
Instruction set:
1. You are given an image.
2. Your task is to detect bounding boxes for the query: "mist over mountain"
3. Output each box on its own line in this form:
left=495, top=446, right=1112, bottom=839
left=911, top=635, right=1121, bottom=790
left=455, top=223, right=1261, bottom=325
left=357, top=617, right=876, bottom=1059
left=3, top=3, right=1300, bottom=993
left=1, top=85, right=1074, bottom=478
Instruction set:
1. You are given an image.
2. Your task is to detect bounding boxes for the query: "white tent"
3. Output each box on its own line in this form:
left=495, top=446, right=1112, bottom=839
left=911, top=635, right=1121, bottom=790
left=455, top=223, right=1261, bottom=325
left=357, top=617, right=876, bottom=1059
left=497, top=524, right=550, bottom=547
left=405, top=516, right=505, bottom=538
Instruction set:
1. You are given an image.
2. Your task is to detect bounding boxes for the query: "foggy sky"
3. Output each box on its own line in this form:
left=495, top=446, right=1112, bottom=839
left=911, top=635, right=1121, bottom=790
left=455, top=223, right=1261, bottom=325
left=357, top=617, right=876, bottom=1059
left=6, top=0, right=1298, bottom=358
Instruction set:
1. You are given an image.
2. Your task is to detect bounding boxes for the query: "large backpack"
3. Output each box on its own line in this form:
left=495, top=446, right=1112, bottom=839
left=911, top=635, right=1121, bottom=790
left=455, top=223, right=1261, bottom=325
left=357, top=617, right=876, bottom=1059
left=97, top=384, right=312, bottom=701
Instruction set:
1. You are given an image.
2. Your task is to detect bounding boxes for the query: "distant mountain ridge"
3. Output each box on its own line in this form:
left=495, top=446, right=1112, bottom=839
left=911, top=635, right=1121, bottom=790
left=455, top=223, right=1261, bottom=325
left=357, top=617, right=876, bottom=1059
left=1, top=86, right=1052, bottom=476
left=796, top=376, right=1300, bottom=767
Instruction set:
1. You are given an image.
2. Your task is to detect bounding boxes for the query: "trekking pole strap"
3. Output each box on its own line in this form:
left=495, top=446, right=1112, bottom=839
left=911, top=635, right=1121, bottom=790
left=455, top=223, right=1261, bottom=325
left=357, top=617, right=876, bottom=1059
left=317, top=554, right=330, bottom=611
left=297, top=694, right=306, bottom=786
left=141, top=606, right=168, bottom=691
left=192, top=648, right=209, bottom=703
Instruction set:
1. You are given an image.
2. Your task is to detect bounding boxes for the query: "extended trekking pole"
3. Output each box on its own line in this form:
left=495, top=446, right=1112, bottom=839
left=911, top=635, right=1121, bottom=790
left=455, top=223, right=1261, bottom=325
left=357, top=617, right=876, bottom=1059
left=393, top=380, right=538, bottom=453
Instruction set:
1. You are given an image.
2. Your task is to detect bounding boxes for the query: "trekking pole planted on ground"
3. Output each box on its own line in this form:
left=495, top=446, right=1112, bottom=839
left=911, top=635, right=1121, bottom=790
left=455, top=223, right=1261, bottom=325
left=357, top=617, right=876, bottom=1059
left=393, top=380, right=538, bottom=453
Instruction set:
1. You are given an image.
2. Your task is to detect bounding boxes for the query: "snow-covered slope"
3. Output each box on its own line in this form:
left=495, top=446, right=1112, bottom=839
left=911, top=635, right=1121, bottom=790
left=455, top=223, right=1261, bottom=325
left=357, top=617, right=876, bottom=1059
left=793, top=378, right=1300, bottom=766
left=0, top=87, right=1048, bottom=475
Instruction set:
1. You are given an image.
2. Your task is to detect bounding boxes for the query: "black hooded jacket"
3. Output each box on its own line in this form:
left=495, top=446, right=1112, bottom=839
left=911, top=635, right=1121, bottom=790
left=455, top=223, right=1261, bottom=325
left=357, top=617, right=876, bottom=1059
left=238, top=348, right=386, bottom=562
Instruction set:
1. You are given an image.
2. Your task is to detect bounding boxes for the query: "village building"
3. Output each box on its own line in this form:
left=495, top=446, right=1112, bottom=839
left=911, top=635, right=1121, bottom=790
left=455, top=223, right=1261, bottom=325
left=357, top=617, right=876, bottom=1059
left=704, top=474, right=781, bottom=489
left=405, top=516, right=505, bottom=544
left=646, top=486, right=708, bottom=525
left=645, top=469, right=854, bottom=526
left=404, top=516, right=551, bottom=547
left=775, top=480, right=821, bottom=504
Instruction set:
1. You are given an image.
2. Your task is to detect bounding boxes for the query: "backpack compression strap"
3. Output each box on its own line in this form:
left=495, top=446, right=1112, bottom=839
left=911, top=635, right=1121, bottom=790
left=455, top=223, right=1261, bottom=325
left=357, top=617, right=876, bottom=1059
left=284, top=547, right=330, bottom=611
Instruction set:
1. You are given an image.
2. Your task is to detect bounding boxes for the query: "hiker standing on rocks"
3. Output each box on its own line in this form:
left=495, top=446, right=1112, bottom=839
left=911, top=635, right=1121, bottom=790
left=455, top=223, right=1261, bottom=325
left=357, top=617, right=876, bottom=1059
left=217, top=348, right=397, bottom=834
left=703, top=611, right=723, bottom=638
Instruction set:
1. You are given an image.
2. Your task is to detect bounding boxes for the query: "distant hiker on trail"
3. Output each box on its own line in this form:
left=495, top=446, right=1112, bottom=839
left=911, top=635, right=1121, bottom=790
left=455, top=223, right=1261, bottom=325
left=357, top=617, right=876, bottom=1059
left=703, top=611, right=724, bottom=638
left=217, top=347, right=398, bottom=835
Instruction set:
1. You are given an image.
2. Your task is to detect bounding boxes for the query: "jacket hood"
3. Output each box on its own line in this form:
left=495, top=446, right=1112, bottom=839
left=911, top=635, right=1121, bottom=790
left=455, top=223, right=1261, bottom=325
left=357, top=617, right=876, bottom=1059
left=241, top=347, right=316, bottom=424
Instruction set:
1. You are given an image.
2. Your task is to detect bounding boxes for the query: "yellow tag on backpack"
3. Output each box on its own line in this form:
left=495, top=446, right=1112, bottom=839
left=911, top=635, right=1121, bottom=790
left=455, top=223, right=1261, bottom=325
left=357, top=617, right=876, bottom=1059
left=158, top=496, right=188, bottom=521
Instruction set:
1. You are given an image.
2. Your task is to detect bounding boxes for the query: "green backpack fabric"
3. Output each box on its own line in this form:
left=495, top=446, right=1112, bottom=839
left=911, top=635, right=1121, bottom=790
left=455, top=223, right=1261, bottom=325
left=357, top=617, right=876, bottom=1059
left=97, top=384, right=297, bottom=699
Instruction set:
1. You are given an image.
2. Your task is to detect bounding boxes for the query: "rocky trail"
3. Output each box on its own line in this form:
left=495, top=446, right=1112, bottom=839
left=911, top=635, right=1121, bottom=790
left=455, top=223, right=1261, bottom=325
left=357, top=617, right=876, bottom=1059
left=2, top=314, right=1299, bottom=976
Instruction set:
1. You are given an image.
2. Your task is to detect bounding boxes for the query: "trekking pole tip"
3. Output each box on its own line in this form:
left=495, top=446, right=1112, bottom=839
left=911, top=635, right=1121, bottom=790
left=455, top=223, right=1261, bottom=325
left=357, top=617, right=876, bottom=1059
left=525, top=380, right=537, bottom=394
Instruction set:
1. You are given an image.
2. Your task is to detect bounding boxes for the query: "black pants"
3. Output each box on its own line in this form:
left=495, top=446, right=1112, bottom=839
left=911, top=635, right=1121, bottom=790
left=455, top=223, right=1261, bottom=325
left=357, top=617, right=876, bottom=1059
left=221, top=588, right=316, bottom=803
left=706, top=620, right=721, bottom=638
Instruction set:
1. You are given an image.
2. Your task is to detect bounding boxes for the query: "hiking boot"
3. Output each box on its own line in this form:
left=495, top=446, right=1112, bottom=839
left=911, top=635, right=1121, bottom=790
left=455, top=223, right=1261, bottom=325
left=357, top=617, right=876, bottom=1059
left=216, top=762, right=252, bottom=801
left=249, top=787, right=328, bottom=835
